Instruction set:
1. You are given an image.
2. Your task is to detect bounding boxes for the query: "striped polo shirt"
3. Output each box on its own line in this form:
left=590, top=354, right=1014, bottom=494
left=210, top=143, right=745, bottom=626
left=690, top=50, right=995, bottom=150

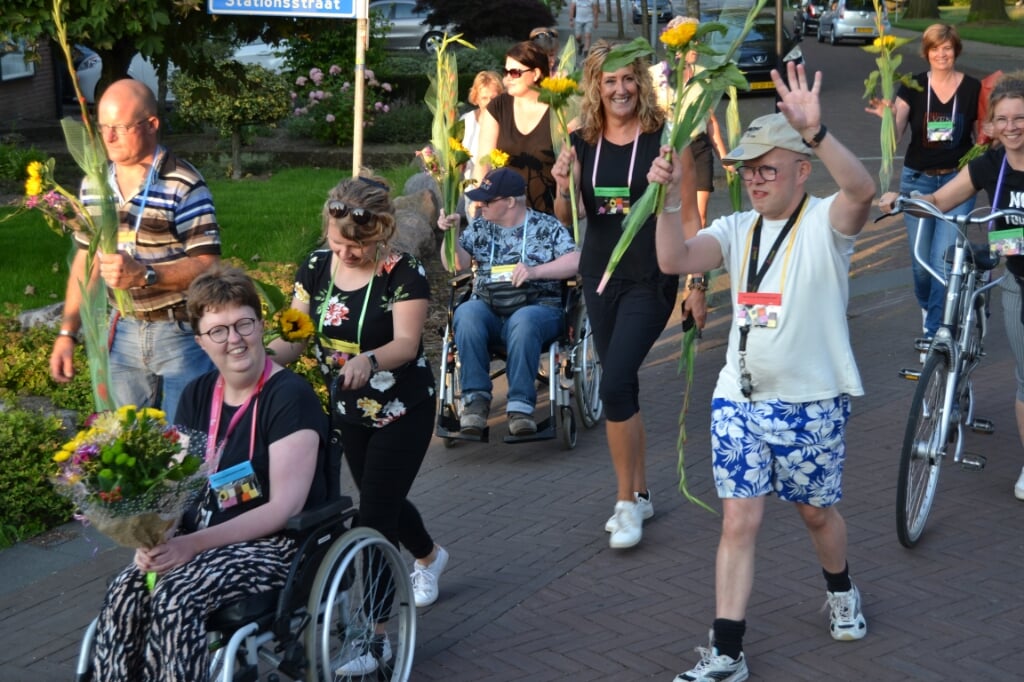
left=77, top=147, right=221, bottom=313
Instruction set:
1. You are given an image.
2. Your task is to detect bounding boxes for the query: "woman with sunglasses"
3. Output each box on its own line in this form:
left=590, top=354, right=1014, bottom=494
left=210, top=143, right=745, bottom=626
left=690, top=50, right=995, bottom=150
left=474, top=41, right=558, bottom=215
left=270, top=174, right=447, bottom=676
left=551, top=41, right=706, bottom=550
left=91, top=266, right=329, bottom=680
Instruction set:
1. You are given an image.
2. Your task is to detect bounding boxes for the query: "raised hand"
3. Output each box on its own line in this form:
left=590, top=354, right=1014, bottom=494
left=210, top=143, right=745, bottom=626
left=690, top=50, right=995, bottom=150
left=770, top=61, right=822, bottom=138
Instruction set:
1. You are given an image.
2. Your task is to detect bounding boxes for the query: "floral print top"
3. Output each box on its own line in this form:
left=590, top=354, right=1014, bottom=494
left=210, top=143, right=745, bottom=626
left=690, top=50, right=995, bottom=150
left=294, top=248, right=435, bottom=429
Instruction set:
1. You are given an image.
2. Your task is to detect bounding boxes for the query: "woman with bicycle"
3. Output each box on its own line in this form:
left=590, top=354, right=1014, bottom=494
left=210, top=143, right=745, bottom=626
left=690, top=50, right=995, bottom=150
left=881, top=70, right=1024, bottom=501
left=867, top=23, right=982, bottom=343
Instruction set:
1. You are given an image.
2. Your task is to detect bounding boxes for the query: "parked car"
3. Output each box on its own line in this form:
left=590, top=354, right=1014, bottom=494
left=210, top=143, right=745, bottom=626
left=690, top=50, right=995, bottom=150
left=69, top=41, right=281, bottom=105
left=369, top=0, right=452, bottom=52
left=794, top=1, right=827, bottom=36
left=818, top=0, right=890, bottom=45
left=703, top=12, right=803, bottom=94
left=631, top=0, right=674, bottom=25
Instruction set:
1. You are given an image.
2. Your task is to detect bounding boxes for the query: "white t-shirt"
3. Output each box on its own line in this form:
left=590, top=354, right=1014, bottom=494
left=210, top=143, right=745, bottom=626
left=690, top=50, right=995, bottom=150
left=703, top=193, right=864, bottom=402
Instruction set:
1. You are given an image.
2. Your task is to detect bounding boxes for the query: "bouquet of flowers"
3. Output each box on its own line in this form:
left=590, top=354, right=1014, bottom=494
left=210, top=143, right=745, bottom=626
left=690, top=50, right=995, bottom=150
left=422, top=33, right=475, bottom=272
left=52, top=405, right=209, bottom=556
left=861, top=5, right=919, bottom=192
left=595, top=4, right=759, bottom=294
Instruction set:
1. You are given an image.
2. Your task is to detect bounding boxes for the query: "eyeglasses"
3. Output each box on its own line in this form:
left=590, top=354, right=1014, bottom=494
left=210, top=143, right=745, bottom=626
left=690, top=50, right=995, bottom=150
left=328, top=201, right=376, bottom=225
left=503, top=68, right=531, bottom=79
left=198, top=317, right=258, bottom=344
left=98, top=119, right=149, bottom=136
left=992, top=115, right=1024, bottom=130
left=736, top=160, right=803, bottom=182
left=479, top=197, right=507, bottom=207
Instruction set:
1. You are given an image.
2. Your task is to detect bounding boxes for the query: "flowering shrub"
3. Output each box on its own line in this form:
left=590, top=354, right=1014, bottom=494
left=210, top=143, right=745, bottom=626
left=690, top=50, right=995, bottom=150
left=288, top=65, right=396, bottom=146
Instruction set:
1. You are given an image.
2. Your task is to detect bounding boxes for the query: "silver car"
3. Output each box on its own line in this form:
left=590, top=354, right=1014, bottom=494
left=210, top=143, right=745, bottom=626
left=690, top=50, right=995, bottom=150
left=818, top=0, right=890, bottom=45
left=369, top=0, right=452, bottom=52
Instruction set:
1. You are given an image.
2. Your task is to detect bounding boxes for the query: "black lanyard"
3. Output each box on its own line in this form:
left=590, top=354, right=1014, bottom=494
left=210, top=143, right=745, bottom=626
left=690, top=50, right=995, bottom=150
left=744, top=194, right=808, bottom=293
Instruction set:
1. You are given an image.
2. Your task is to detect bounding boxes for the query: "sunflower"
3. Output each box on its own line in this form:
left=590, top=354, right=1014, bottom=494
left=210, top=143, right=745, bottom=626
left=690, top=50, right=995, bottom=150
left=660, top=16, right=700, bottom=50
left=279, top=308, right=315, bottom=342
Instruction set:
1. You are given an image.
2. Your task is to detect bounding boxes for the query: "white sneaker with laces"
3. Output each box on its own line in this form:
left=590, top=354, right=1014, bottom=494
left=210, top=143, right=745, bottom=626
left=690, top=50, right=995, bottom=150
left=826, top=584, right=867, bottom=641
left=334, top=633, right=392, bottom=676
left=608, top=501, right=642, bottom=548
left=605, top=491, right=654, bottom=532
left=1014, top=467, right=1024, bottom=500
left=673, top=632, right=749, bottom=682
left=411, top=545, right=449, bottom=607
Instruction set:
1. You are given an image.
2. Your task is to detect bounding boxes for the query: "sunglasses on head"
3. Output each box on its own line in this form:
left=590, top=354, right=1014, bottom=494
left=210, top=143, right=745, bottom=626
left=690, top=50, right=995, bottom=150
left=328, top=201, right=376, bottom=225
left=503, top=67, right=532, bottom=79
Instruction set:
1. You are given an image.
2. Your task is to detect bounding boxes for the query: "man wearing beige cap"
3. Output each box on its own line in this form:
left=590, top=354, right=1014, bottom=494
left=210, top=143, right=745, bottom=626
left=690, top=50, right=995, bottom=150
left=649, top=63, right=876, bottom=681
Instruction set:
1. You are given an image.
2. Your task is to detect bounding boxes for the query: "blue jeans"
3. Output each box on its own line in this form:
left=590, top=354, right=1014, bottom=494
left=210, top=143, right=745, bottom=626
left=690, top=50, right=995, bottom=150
left=109, top=317, right=214, bottom=423
left=453, top=299, right=563, bottom=415
left=900, top=166, right=976, bottom=337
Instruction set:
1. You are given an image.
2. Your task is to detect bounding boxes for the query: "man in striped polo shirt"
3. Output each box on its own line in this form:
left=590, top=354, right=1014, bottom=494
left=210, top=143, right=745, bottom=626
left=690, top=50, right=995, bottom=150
left=50, top=79, right=220, bottom=422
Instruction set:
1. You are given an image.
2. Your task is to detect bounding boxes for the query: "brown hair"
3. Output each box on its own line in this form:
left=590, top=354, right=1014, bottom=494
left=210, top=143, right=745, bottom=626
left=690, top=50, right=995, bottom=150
left=576, top=41, right=666, bottom=145
left=920, top=23, right=962, bottom=60
left=186, top=266, right=263, bottom=334
left=321, top=172, right=396, bottom=246
left=469, top=71, right=503, bottom=106
left=506, top=41, right=550, bottom=79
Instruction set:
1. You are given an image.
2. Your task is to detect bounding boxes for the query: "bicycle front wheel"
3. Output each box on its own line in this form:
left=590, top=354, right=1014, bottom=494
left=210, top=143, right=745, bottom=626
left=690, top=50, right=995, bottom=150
left=897, top=353, right=951, bottom=548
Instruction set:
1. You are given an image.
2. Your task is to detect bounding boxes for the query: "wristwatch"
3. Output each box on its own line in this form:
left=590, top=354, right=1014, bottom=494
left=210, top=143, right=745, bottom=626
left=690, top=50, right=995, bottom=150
left=364, top=351, right=379, bottom=373
left=142, top=266, right=158, bottom=288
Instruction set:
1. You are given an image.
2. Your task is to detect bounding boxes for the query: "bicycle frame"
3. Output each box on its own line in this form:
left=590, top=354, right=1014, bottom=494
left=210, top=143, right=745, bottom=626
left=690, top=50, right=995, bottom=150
left=911, top=217, right=1002, bottom=463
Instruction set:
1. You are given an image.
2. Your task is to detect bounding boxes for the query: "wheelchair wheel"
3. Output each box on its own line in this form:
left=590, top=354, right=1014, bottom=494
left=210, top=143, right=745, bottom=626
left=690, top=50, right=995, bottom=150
left=571, top=305, right=603, bottom=428
left=560, top=406, right=577, bottom=449
left=305, top=527, right=416, bottom=681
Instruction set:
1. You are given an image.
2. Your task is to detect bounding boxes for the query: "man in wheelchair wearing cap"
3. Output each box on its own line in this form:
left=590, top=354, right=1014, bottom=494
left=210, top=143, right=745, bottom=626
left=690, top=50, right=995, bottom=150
left=437, top=167, right=579, bottom=436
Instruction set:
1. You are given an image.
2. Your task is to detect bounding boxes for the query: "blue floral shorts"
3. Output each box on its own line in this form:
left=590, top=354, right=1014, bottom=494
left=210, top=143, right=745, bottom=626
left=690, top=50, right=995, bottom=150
left=710, top=395, right=851, bottom=507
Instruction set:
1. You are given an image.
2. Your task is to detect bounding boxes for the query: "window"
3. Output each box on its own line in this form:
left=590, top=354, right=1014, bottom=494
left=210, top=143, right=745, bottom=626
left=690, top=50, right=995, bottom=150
left=1, top=40, right=36, bottom=82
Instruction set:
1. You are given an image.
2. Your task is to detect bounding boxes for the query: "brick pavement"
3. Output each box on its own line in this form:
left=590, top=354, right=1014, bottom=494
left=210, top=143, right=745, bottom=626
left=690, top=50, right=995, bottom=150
left=4, top=9, right=1024, bottom=681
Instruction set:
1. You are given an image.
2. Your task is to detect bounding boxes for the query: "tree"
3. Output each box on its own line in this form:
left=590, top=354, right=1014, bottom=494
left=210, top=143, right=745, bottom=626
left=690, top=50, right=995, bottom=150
left=967, top=0, right=1009, bottom=22
left=171, top=64, right=291, bottom=179
left=901, top=0, right=940, bottom=20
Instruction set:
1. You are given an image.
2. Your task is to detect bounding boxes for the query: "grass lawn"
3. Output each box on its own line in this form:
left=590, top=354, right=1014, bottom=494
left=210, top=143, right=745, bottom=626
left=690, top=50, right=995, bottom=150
left=894, top=4, right=1024, bottom=46
left=0, top=164, right=420, bottom=311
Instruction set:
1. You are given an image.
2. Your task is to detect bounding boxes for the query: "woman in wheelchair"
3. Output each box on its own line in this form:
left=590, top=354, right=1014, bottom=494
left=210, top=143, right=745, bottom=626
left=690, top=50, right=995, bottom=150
left=269, top=175, right=448, bottom=672
left=552, top=42, right=706, bottom=549
left=437, top=167, right=580, bottom=436
left=90, top=267, right=329, bottom=681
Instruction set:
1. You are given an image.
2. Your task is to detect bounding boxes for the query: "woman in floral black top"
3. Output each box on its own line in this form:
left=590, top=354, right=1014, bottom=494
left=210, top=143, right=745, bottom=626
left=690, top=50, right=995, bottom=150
left=269, top=174, right=448, bottom=676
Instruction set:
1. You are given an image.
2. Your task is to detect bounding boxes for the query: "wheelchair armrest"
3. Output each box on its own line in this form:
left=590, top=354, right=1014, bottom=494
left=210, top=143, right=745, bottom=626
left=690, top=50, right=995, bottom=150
left=448, top=272, right=473, bottom=289
left=284, top=496, right=353, bottom=533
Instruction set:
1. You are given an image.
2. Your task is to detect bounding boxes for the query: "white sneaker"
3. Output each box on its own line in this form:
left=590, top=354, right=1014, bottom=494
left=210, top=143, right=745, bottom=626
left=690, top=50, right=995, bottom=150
left=411, top=545, right=448, bottom=607
left=1014, top=467, right=1024, bottom=500
left=674, top=632, right=749, bottom=682
left=605, top=491, right=654, bottom=532
left=608, top=501, right=642, bottom=548
left=826, top=584, right=867, bottom=641
left=335, top=633, right=392, bottom=676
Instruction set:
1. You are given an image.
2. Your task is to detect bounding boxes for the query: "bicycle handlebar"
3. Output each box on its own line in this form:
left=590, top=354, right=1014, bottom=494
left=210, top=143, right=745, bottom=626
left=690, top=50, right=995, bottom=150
left=884, top=194, right=1024, bottom=227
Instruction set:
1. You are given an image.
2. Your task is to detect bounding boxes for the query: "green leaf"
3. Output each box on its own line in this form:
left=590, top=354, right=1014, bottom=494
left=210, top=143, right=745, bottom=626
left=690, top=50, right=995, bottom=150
left=601, top=38, right=654, bottom=72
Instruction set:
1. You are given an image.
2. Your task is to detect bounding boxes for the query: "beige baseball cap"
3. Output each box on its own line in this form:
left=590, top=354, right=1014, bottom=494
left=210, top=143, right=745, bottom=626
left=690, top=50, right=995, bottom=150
left=722, top=113, right=812, bottom=164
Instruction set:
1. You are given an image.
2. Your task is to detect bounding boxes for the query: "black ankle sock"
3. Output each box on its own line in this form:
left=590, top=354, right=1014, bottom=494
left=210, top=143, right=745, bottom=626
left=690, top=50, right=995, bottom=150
left=712, top=618, right=745, bottom=660
left=637, top=489, right=650, bottom=501
left=823, top=562, right=852, bottom=593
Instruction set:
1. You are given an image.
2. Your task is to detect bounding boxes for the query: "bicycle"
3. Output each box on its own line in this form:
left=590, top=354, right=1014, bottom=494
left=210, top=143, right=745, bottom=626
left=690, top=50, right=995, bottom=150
left=888, top=195, right=1024, bottom=548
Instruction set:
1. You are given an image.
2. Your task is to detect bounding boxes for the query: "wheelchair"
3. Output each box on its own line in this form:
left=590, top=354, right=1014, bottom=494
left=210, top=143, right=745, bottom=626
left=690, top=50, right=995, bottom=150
left=434, top=272, right=604, bottom=449
left=75, top=453, right=416, bottom=681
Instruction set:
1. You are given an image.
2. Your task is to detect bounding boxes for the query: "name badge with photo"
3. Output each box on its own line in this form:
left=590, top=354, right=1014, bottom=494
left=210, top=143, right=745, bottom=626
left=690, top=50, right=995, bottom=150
left=321, top=337, right=361, bottom=368
left=594, top=185, right=631, bottom=215
left=736, top=292, right=782, bottom=329
left=490, top=263, right=515, bottom=282
left=989, top=227, right=1024, bottom=257
left=926, top=118, right=954, bottom=143
left=209, top=460, right=263, bottom=512
left=117, top=231, right=137, bottom=257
